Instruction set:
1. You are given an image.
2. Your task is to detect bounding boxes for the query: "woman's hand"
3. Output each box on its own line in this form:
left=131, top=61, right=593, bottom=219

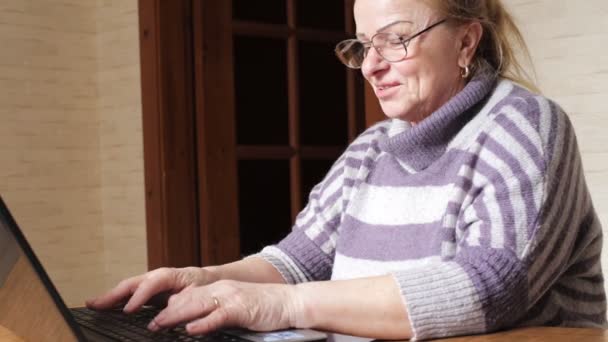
left=147, top=280, right=302, bottom=335
left=86, top=267, right=220, bottom=313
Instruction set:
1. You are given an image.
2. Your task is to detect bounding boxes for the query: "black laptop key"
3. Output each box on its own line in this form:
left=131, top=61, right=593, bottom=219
left=71, top=307, right=222, bottom=341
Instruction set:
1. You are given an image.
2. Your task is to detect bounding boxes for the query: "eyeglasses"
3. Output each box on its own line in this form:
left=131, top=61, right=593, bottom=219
left=335, top=19, right=447, bottom=69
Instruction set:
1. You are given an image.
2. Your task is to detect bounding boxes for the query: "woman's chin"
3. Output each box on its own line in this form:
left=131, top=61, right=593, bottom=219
left=380, top=106, right=414, bottom=122
left=379, top=100, right=427, bottom=123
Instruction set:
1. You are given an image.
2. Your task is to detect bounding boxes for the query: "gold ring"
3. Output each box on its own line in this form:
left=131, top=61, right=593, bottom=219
left=212, top=296, right=220, bottom=309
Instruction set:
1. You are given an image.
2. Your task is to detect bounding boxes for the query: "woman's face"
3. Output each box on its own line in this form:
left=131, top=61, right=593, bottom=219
left=354, top=0, right=467, bottom=123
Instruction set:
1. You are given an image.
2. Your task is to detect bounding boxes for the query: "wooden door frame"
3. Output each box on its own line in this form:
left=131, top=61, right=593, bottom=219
left=192, top=0, right=241, bottom=266
left=139, top=0, right=200, bottom=269
left=138, top=0, right=240, bottom=269
left=137, top=0, right=376, bottom=269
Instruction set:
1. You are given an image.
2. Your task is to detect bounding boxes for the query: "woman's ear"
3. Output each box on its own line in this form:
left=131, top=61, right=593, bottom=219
left=458, top=21, right=483, bottom=68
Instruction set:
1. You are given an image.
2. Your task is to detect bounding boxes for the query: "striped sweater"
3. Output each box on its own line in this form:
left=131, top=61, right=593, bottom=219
left=256, top=67, right=606, bottom=340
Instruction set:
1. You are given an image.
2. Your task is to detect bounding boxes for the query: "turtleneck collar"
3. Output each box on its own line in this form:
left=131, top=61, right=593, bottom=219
left=378, top=66, right=498, bottom=171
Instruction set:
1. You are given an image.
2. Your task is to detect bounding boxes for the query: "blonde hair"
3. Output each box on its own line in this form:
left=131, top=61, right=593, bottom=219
left=429, top=0, right=538, bottom=92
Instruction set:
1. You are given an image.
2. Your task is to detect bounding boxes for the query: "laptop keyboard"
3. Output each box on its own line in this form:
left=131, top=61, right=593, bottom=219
left=71, top=307, right=248, bottom=342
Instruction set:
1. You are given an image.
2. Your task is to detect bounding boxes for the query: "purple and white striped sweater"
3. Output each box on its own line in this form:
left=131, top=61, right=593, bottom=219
left=256, top=67, right=606, bottom=340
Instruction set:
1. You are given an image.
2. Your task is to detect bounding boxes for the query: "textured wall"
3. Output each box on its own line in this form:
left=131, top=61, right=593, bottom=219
left=0, top=0, right=145, bottom=307
left=96, top=0, right=146, bottom=294
left=504, top=0, right=608, bottom=281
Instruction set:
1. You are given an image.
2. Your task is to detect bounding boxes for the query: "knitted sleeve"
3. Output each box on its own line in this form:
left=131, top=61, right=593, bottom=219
left=392, top=96, right=604, bottom=340
left=252, top=123, right=388, bottom=284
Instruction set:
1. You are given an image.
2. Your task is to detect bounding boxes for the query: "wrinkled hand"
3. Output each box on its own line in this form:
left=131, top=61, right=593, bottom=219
left=86, top=267, right=218, bottom=313
left=148, top=280, right=301, bottom=335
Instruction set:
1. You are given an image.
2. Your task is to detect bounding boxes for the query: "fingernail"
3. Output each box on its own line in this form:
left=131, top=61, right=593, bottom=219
left=155, top=313, right=164, bottom=323
left=148, top=320, right=159, bottom=331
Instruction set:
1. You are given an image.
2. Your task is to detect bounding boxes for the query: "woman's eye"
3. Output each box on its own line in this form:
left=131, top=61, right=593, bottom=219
left=387, top=38, right=404, bottom=47
left=362, top=45, right=372, bottom=56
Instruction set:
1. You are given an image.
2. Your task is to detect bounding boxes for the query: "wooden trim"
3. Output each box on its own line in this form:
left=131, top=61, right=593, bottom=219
left=233, top=21, right=290, bottom=38
left=193, top=0, right=241, bottom=265
left=345, top=0, right=357, bottom=141
left=357, top=0, right=383, bottom=128
left=365, top=82, right=384, bottom=127
left=139, top=0, right=164, bottom=269
left=344, top=0, right=368, bottom=136
left=237, top=146, right=295, bottom=160
left=301, top=146, right=344, bottom=160
left=287, top=0, right=302, bottom=221
left=296, top=28, right=348, bottom=42
left=346, top=72, right=358, bottom=141
left=352, top=74, right=367, bottom=134
left=139, top=0, right=200, bottom=269
left=235, top=145, right=343, bottom=160
left=233, top=20, right=348, bottom=42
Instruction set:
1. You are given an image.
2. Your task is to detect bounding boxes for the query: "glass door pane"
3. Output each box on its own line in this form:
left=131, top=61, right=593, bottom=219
left=234, top=36, right=289, bottom=145
left=298, top=40, right=348, bottom=146
left=233, top=0, right=287, bottom=24
left=238, top=160, right=292, bottom=256
left=296, top=0, right=345, bottom=30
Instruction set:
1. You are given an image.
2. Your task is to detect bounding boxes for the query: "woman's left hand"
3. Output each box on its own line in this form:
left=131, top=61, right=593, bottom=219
left=146, top=279, right=302, bottom=335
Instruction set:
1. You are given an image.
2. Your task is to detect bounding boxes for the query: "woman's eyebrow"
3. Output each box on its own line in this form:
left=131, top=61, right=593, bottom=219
left=356, top=20, right=414, bottom=39
left=377, top=20, right=414, bottom=32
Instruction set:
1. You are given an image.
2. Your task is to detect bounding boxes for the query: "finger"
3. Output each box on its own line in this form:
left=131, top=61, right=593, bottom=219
left=148, top=293, right=218, bottom=331
left=86, top=276, right=143, bottom=310
left=145, top=290, right=173, bottom=308
left=185, top=308, right=231, bottom=336
left=124, top=271, right=177, bottom=313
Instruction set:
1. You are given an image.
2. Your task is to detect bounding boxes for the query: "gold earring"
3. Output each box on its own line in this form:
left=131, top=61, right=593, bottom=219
left=461, top=65, right=470, bottom=79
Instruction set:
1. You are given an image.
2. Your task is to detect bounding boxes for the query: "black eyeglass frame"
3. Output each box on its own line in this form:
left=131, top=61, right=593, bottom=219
left=336, top=19, right=448, bottom=69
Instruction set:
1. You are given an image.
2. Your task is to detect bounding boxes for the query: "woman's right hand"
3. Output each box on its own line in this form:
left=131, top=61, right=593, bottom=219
left=85, top=267, right=219, bottom=313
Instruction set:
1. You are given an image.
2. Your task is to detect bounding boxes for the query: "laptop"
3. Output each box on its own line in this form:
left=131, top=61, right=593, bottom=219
left=0, top=196, right=329, bottom=342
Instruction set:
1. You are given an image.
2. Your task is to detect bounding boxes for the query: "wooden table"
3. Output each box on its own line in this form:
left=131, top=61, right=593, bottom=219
left=0, top=325, right=23, bottom=341
left=435, top=327, right=608, bottom=341
left=0, top=257, right=77, bottom=341
left=1, top=326, right=607, bottom=341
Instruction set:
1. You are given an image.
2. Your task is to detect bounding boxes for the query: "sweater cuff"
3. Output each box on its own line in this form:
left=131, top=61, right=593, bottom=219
left=392, top=261, right=486, bottom=340
left=276, top=230, right=334, bottom=281
left=251, top=246, right=308, bottom=284
left=253, top=230, right=334, bottom=284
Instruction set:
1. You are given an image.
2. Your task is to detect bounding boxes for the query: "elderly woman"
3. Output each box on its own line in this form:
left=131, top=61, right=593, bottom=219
left=88, top=0, right=606, bottom=340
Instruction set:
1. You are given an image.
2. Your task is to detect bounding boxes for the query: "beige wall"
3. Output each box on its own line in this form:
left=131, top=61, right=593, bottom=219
left=0, top=0, right=145, bottom=306
left=505, top=0, right=608, bottom=277
left=97, top=0, right=147, bottom=292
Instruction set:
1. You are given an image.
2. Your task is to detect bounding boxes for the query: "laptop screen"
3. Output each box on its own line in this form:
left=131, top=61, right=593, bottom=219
left=0, top=197, right=81, bottom=341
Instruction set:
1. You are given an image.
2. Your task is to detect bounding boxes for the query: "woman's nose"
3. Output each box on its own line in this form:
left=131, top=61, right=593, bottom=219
left=361, top=48, right=389, bottom=78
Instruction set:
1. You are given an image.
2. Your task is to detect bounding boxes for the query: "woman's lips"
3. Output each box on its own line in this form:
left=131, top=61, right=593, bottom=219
left=375, top=83, right=401, bottom=99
